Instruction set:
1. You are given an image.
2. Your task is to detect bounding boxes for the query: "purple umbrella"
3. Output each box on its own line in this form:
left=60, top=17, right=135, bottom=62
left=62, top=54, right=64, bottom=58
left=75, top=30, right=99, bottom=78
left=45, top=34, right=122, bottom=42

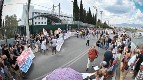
left=46, top=67, right=83, bottom=80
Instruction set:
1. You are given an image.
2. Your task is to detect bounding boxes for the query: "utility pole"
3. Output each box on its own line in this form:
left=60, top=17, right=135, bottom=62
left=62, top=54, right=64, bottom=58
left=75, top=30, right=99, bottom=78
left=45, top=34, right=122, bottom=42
left=0, top=0, right=4, bottom=28
left=26, top=0, right=31, bottom=39
left=93, top=6, right=98, bottom=28
left=52, top=4, right=55, bottom=15
left=71, top=1, right=74, bottom=24
left=100, top=11, right=103, bottom=28
left=59, top=3, right=60, bottom=18
left=100, top=11, right=103, bottom=23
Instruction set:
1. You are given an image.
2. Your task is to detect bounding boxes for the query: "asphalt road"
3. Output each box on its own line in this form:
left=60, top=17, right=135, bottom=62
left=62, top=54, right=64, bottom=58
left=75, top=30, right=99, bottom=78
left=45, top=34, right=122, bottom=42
left=25, top=36, right=107, bottom=80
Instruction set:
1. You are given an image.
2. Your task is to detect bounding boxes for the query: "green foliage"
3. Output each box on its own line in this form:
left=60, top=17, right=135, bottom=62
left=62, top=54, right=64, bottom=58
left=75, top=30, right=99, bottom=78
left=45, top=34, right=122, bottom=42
left=79, top=0, right=83, bottom=22
left=5, top=14, right=18, bottom=38
left=73, top=0, right=79, bottom=21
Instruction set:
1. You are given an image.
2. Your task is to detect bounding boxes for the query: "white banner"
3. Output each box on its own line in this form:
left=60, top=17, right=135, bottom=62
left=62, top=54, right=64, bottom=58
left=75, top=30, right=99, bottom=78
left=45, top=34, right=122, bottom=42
left=43, top=28, right=48, bottom=35
left=56, top=32, right=76, bottom=52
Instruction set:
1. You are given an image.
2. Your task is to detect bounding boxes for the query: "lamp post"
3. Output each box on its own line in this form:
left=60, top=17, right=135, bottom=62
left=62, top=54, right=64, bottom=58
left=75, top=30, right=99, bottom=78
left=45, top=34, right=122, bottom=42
left=100, top=11, right=103, bottom=28
left=0, top=0, right=4, bottom=28
left=93, top=6, right=98, bottom=28
left=71, top=1, right=74, bottom=24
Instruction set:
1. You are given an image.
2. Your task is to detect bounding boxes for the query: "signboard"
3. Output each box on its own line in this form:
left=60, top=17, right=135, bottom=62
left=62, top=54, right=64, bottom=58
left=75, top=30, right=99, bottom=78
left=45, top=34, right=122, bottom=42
left=17, top=48, right=35, bottom=73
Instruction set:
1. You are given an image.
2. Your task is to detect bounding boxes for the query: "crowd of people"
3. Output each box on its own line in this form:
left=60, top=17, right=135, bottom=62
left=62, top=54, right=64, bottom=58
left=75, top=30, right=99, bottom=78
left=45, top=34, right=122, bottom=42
left=83, top=29, right=143, bottom=80
left=0, top=27, right=143, bottom=80
left=0, top=29, right=66, bottom=79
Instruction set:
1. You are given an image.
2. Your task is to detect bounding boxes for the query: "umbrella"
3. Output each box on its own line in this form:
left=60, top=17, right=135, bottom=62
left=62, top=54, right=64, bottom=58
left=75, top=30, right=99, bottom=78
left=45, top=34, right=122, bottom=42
left=46, top=67, right=83, bottom=80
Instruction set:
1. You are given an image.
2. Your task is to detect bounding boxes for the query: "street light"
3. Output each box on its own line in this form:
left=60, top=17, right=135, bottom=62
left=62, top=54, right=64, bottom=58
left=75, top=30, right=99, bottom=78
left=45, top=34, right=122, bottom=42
left=93, top=6, right=98, bottom=28
left=100, top=11, right=103, bottom=28
left=71, top=1, right=74, bottom=24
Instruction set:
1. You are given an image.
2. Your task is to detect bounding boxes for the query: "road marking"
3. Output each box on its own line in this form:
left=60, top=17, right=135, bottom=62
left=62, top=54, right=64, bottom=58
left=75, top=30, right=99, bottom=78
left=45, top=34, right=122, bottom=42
left=33, top=48, right=90, bottom=80
left=33, top=39, right=96, bottom=80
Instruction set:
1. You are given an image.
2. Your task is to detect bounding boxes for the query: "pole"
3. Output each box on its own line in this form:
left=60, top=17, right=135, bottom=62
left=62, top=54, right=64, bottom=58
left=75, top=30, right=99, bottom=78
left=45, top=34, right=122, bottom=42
left=26, top=1, right=30, bottom=38
left=58, top=3, right=60, bottom=23
left=0, top=0, right=4, bottom=28
left=100, top=11, right=103, bottom=28
left=93, top=6, right=98, bottom=28
left=53, top=4, right=55, bottom=15
left=96, top=8, right=98, bottom=28
left=100, top=11, right=103, bottom=23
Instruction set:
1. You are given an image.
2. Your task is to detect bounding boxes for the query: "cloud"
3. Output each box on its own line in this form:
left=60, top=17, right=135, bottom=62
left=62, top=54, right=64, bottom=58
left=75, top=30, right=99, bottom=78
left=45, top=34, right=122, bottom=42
left=135, top=0, right=143, bottom=6
left=2, top=0, right=143, bottom=25
left=2, top=0, right=27, bottom=19
left=104, top=5, right=130, bottom=14
left=136, top=9, right=143, bottom=19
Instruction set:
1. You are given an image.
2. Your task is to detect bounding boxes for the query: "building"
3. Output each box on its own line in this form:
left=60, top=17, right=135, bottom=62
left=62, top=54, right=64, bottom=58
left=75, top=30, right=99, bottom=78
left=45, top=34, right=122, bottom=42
left=21, top=5, right=73, bottom=26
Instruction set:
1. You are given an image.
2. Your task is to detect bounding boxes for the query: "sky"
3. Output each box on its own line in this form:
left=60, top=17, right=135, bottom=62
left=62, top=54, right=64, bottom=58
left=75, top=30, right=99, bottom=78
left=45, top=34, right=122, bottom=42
left=2, top=0, right=143, bottom=25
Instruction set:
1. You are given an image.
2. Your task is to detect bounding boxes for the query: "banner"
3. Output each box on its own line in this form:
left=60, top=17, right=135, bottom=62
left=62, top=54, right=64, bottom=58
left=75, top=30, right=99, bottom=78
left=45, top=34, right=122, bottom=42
left=17, top=48, right=35, bottom=73
left=56, top=32, right=76, bottom=52
left=43, top=28, right=48, bottom=35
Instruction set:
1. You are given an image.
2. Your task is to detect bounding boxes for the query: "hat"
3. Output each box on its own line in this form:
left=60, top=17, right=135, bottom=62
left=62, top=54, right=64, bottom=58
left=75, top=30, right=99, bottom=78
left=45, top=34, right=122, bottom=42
left=141, top=62, right=143, bottom=66
left=93, top=66, right=100, bottom=71
left=100, top=61, right=107, bottom=66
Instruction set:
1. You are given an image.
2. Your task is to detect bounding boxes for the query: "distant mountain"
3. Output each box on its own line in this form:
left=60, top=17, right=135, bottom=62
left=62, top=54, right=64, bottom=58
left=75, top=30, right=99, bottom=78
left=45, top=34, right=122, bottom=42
left=114, top=23, right=143, bottom=27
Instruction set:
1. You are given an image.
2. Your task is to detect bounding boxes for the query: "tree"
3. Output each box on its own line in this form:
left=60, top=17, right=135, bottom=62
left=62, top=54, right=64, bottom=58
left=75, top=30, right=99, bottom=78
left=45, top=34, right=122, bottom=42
left=97, top=19, right=101, bottom=28
left=83, top=9, right=86, bottom=23
left=79, top=0, right=83, bottom=22
left=86, top=7, right=92, bottom=24
left=5, top=14, right=18, bottom=38
left=73, top=0, right=79, bottom=21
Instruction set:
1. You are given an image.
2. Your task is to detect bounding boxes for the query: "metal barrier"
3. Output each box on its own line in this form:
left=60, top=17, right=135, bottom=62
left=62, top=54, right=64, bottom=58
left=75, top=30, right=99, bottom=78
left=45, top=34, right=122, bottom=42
left=0, top=38, right=15, bottom=45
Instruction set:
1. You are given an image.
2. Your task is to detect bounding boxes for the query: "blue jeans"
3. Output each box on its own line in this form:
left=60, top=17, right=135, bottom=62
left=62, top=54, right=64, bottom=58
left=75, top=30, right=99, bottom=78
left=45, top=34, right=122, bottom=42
left=105, top=42, right=109, bottom=50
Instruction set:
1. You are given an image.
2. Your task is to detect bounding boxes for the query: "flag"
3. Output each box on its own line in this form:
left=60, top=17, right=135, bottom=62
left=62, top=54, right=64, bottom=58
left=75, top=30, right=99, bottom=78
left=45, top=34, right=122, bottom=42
left=43, top=28, right=47, bottom=35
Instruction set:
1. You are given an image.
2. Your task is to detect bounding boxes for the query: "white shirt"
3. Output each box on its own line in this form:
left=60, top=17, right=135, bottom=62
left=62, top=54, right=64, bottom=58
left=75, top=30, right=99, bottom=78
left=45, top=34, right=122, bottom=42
left=52, top=39, right=57, bottom=47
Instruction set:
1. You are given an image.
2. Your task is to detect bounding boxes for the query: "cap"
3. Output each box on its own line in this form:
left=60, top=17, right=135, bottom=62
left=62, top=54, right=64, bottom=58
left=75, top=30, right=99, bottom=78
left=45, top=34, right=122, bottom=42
left=100, top=61, right=107, bottom=66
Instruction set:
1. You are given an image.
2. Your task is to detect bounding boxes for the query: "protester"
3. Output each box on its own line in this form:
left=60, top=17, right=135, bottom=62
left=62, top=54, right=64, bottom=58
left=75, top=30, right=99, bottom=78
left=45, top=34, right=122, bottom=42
left=51, top=37, right=57, bottom=55
left=41, top=38, right=47, bottom=54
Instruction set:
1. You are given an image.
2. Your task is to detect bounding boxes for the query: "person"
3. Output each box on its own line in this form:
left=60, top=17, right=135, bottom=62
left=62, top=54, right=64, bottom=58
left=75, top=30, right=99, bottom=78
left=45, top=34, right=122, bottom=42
left=86, top=35, right=90, bottom=46
left=95, top=69, right=104, bottom=80
left=133, top=53, right=143, bottom=78
left=141, top=46, right=143, bottom=54
left=76, top=30, right=79, bottom=38
left=96, top=39, right=102, bottom=50
left=103, top=47, right=113, bottom=68
left=9, top=54, right=26, bottom=79
left=138, top=33, right=142, bottom=38
left=41, top=38, right=47, bottom=54
left=135, top=62, right=143, bottom=80
left=86, top=46, right=98, bottom=71
left=105, top=36, right=111, bottom=50
left=51, top=37, right=57, bottom=55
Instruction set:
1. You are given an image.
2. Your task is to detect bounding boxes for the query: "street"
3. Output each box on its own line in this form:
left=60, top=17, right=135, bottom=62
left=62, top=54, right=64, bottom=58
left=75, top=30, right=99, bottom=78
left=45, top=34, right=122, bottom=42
left=26, top=36, right=107, bottom=80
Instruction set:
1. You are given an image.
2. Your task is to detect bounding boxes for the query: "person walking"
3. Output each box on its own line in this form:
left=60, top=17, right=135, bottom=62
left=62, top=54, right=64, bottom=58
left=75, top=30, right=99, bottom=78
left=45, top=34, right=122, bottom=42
left=41, top=38, right=47, bottom=54
left=86, top=46, right=98, bottom=71
left=86, top=35, right=90, bottom=46
left=51, top=37, right=57, bottom=55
